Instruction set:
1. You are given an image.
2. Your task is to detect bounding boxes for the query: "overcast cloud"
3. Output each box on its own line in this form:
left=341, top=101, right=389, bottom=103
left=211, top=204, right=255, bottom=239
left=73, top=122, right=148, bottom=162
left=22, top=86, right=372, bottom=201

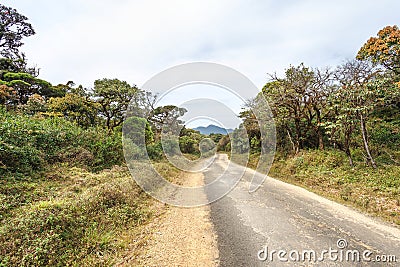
left=2, top=0, right=399, bottom=128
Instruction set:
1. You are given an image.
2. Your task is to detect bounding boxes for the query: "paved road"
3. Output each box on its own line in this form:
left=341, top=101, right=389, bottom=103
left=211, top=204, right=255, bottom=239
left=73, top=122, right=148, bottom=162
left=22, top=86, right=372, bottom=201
left=204, top=154, right=400, bottom=267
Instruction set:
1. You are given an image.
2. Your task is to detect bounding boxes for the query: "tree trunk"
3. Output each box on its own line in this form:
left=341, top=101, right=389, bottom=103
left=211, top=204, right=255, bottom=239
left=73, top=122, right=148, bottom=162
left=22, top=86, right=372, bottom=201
left=317, top=126, right=324, bottom=150
left=294, top=117, right=301, bottom=154
left=344, top=128, right=354, bottom=167
left=315, top=109, right=324, bottom=150
left=345, top=147, right=354, bottom=167
left=287, top=129, right=296, bottom=154
left=360, top=114, right=377, bottom=168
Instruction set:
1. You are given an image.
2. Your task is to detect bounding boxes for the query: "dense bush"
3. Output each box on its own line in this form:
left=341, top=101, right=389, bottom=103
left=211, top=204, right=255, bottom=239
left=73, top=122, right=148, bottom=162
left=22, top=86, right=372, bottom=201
left=0, top=108, right=124, bottom=174
left=146, top=141, right=163, bottom=160
left=179, top=135, right=198, bottom=154
left=0, top=166, right=151, bottom=266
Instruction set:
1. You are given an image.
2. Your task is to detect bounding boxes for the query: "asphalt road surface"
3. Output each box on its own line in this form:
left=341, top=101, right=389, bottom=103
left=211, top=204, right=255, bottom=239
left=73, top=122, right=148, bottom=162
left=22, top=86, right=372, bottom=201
left=204, top=154, right=400, bottom=267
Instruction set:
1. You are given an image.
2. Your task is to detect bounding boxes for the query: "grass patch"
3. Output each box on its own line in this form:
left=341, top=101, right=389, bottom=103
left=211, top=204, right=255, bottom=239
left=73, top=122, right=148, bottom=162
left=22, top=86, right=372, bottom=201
left=0, top=163, right=171, bottom=266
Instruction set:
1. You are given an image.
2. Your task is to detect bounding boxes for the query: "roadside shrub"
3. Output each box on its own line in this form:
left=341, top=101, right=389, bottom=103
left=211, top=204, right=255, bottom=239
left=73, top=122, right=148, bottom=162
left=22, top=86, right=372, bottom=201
left=0, top=168, right=151, bottom=266
left=146, top=141, right=163, bottom=160
left=0, top=109, right=124, bottom=174
left=123, top=138, right=146, bottom=161
left=0, top=143, right=44, bottom=173
left=179, top=136, right=197, bottom=154
left=81, top=128, right=123, bottom=171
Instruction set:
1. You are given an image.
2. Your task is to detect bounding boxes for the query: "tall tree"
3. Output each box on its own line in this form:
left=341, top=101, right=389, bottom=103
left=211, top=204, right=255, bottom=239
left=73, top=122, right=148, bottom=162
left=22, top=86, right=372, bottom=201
left=0, top=4, right=35, bottom=60
left=357, top=25, right=400, bottom=111
left=357, top=25, right=400, bottom=75
left=331, top=60, right=380, bottom=168
left=148, top=105, right=187, bottom=135
left=47, top=93, right=99, bottom=128
left=93, top=78, right=141, bottom=131
left=238, top=109, right=261, bottom=152
left=263, top=64, right=331, bottom=153
left=0, top=72, right=55, bottom=105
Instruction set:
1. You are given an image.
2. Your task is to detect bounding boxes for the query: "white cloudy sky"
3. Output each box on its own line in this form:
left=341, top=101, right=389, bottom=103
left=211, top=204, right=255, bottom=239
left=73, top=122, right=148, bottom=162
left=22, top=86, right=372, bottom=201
left=3, top=0, right=399, bottom=128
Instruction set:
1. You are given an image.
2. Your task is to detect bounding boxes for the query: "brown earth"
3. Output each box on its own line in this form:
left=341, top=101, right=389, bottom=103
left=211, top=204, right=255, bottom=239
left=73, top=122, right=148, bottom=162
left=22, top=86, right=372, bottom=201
left=116, top=170, right=219, bottom=267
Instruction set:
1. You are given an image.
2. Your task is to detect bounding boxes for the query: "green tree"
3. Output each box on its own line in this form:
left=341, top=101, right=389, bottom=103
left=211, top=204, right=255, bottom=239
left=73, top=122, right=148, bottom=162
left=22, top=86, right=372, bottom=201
left=217, top=134, right=230, bottom=152
left=263, top=64, right=332, bottom=153
left=238, top=109, right=261, bottom=151
left=0, top=72, right=58, bottom=105
left=179, top=135, right=197, bottom=154
left=93, top=78, right=140, bottom=131
left=148, top=105, right=187, bottom=136
left=0, top=4, right=37, bottom=75
left=0, top=4, right=35, bottom=59
left=179, top=127, right=203, bottom=154
left=230, top=126, right=249, bottom=154
left=47, top=93, right=99, bottom=128
left=209, top=133, right=224, bottom=144
left=0, top=72, right=58, bottom=104
left=328, top=60, right=381, bottom=168
left=123, top=116, right=154, bottom=160
left=0, top=57, right=25, bottom=77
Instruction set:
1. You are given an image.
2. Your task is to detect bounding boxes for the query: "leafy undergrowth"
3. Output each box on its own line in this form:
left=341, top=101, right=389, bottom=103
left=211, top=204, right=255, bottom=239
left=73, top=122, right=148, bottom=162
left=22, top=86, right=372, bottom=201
left=0, top=161, right=181, bottom=267
left=268, top=150, right=400, bottom=226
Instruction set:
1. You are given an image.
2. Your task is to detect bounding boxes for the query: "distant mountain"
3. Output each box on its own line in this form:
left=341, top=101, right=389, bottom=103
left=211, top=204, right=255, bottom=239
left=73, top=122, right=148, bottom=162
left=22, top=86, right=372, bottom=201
left=192, top=125, right=233, bottom=135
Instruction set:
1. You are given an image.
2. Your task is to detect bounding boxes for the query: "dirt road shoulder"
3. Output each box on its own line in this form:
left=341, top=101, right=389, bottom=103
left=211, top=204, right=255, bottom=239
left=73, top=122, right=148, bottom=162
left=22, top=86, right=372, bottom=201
left=117, top=169, right=219, bottom=266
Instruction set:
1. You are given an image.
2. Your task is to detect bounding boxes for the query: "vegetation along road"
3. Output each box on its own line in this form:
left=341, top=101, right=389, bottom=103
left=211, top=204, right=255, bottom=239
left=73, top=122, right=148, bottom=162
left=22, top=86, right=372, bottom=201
left=1, top=2, right=399, bottom=266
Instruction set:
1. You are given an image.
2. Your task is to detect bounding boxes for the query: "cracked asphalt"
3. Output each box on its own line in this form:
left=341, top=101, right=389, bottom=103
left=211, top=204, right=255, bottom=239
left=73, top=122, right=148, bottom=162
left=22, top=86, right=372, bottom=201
left=204, top=154, right=400, bottom=267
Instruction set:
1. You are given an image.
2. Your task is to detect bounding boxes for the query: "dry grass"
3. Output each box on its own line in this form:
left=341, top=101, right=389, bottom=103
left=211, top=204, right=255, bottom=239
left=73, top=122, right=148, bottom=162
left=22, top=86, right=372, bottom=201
left=0, top=160, right=183, bottom=266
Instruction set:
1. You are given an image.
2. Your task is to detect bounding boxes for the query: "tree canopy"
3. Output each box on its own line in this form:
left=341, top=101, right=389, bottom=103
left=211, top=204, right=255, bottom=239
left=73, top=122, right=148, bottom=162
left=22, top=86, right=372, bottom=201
left=357, top=25, right=400, bottom=75
left=0, top=4, right=35, bottom=55
left=93, top=78, right=140, bottom=130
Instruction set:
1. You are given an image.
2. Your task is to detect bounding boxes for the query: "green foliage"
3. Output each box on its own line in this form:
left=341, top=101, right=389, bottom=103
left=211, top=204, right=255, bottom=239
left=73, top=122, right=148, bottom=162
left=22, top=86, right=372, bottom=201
left=230, top=127, right=250, bottom=154
left=123, top=116, right=154, bottom=145
left=161, top=135, right=180, bottom=156
left=146, top=141, right=163, bottom=160
left=123, top=138, right=146, bottom=161
left=217, top=135, right=230, bottom=152
left=0, top=108, right=123, bottom=174
left=179, top=135, right=198, bottom=154
left=93, top=78, right=141, bottom=130
left=0, top=166, right=152, bottom=266
left=80, top=127, right=123, bottom=171
left=0, top=4, right=35, bottom=60
left=252, top=57, right=399, bottom=167
left=262, top=64, right=332, bottom=153
left=199, top=138, right=216, bottom=157
left=1, top=72, right=57, bottom=104
left=0, top=57, right=25, bottom=76
left=47, top=93, right=99, bottom=128
left=149, top=105, right=187, bottom=134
